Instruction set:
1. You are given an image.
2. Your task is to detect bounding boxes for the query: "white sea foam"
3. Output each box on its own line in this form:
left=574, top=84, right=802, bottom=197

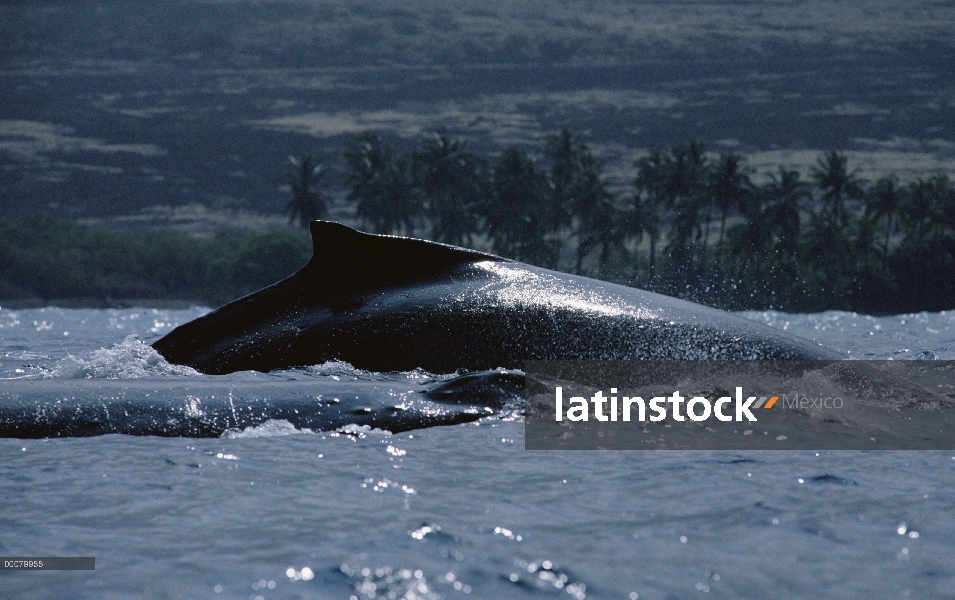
left=295, top=360, right=449, bottom=383
left=302, top=360, right=374, bottom=379
left=47, top=334, right=200, bottom=379
left=220, top=419, right=314, bottom=438
left=335, top=423, right=394, bottom=438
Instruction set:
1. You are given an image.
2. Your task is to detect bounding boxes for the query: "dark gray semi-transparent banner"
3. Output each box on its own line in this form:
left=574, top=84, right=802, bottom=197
left=524, top=361, right=955, bottom=450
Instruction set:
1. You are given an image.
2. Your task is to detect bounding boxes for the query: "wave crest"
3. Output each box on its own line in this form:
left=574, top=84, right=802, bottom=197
left=49, top=334, right=199, bottom=379
left=221, top=419, right=314, bottom=438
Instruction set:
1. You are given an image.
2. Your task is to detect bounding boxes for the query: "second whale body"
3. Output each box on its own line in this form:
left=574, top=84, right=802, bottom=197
left=153, top=221, right=842, bottom=374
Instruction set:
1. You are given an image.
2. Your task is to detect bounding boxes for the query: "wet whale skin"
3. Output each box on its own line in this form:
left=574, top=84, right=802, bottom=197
left=152, top=221, right=841, bottom=374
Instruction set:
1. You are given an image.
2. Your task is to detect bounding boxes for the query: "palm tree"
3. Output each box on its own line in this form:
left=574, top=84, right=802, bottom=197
left=664, top=141, right=707, bottom=202
left=895, top=175, right=954, bottom=311
left=545, top=127, right=580, bottom=223
left=412, top=132, right=486, bottom=247
left=810, top=150, right=865, bottom=229
left=663, top=141, right=708, bottom=270
left=544, top=128, right=615, bottom=273
left=854, top=207, right=879, bottom=277
left=588, top=194, right=624, bottom=275
left=626, top=191, right=647, bottom=277
left=760, top=166, right=809, bottom=256
left=341, top=132, right=389, bottom=191
left=924, top=174, right=955, bottom=244
left=901, top=177, right=936, bottom=247
left=277, top=153, right=328, bottom=228
left=705, top=152, right=754, bottom=258
left=543, top=128, right=583, bottom=260
left=800, top=203, right=856, bottom=309
left=633, top=150, right=670, bottom=282
left=486, top=145, right=556, bottom=265
left=864, top=175, right=904, bottom=270
left=341, top=132, right=419, bottom=235
left=726, top=182, right=770, bottom=261
left=572, top=157, right=617, bottom=273
left=341, top=131, right=390, bottom=230
left=933, top=174, right=955, bottom=242
left=378, top=155, right=421, bottom=236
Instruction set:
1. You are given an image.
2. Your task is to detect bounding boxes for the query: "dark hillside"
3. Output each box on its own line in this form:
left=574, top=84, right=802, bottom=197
left=2, top=1, right=953, bottom=221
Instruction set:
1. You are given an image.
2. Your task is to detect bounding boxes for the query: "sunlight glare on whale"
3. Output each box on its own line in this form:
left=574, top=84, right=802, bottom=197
left=151, top=221, right=842, bottom=375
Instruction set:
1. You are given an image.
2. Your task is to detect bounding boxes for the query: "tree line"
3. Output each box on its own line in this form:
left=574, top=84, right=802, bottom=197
left=0, top=214, right=311, bottom=306
left=1, top=130, right=950, bottom=313
left=278, top=128, right=955, bottom=314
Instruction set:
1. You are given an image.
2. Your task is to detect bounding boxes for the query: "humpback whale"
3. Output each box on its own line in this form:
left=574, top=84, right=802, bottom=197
left=152, top=221, right=842, bottom=374
left=0, top=370, right=525, bottom=438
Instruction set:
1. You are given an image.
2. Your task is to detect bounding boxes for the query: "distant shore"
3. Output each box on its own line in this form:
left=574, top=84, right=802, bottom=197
left=0, top=299, right=207, bottom=311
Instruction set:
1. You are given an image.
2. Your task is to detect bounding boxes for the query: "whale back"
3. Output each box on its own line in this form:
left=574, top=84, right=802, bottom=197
left=154, top=221, right=842, bottom=374
left=152, top=222, right=505, bottom=369
left=303, top=221, right=505, bottom=293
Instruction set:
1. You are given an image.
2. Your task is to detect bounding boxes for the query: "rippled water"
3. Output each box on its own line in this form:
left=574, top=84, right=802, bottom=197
left=739, top=309, right=955, bottom=361
left=1, top=306, right=954, bottom=599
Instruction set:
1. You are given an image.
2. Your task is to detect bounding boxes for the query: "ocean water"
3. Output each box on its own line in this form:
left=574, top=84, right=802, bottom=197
left=1, top=306, right=954, bottom=599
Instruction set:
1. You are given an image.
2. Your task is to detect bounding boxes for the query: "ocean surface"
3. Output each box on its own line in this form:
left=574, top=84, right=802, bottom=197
left=1, top=305, right=954, bottom=599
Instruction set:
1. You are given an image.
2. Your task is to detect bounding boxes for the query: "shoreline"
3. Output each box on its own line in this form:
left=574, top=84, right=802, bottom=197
left=0, top=299, right=210, bottom=310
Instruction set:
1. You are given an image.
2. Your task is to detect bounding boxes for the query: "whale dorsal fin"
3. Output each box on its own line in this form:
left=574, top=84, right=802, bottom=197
left=306, top=221, right=506, bottom=281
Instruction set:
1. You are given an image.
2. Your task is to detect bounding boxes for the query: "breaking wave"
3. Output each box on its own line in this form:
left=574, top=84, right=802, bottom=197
left=46, top=335, right=200, bottom=379
left=221, top=419, right=314, bottom=439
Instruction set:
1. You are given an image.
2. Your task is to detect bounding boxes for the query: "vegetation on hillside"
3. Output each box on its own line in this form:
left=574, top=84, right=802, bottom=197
left=328, top=128, right=954, bottom=313
left=1, top=127, right=952, bottom=313
left=0, top=215, right=311, bottom=306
